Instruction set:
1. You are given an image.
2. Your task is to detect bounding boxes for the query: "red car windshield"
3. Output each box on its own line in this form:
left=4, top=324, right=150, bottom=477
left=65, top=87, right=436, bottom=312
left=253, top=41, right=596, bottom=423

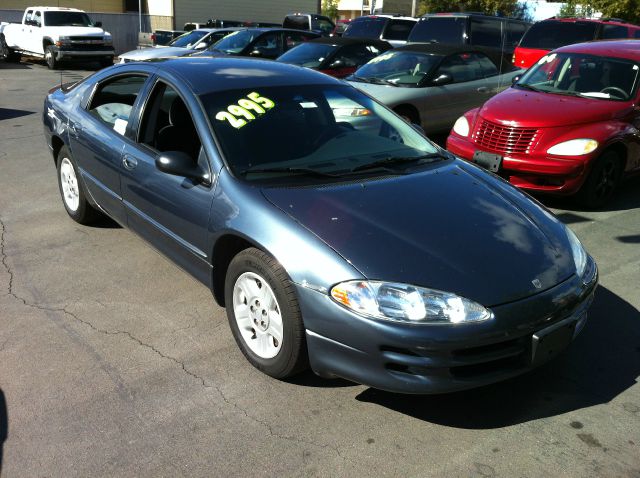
left=516, top=52, right=640, bottom=101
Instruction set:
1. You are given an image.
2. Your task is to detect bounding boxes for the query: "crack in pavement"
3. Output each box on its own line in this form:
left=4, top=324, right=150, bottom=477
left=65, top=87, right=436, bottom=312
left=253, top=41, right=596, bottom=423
left=0, top=216, right=348, bottom=462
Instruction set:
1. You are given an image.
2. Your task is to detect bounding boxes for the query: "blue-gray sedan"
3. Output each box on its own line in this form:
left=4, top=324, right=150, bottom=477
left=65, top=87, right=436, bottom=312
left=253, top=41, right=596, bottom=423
left=43, top=58, right=597, bottom=394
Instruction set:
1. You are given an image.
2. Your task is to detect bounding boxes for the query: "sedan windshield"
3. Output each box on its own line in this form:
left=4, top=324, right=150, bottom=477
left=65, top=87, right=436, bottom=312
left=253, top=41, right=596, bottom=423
left=44, top=11, right=92, bottom=27
left=169, top=30, right=208, bottom=48
left=202, top=85, right=440, bottom=184
left=211, top=30, right=260, bottom=54
left=516, top=52, right=640, bottom=101
left=352, top=51, right=441, bottom=86
left=277, top=43, right=336, bottom=68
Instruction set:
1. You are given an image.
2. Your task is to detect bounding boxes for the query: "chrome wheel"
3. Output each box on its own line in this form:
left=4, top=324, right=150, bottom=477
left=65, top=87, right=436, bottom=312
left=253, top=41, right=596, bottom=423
left=232, top=271, right=283, bottom=359
left=60, top=157, right=80, bottom=212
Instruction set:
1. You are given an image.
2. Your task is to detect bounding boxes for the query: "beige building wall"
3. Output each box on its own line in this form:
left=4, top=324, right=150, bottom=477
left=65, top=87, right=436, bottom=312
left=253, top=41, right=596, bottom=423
left=173, top=0, right=317, bottom=28
left=0, top=0, right=124, bottom=13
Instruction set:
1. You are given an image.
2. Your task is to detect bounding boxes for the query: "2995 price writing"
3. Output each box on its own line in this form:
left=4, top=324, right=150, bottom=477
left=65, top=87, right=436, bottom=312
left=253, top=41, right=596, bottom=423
left=215, top=92, right=275, bottom=129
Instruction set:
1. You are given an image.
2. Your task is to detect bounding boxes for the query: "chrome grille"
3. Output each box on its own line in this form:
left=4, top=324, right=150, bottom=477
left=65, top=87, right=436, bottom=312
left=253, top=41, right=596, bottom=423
left=474, top=119, right=538, bottom=154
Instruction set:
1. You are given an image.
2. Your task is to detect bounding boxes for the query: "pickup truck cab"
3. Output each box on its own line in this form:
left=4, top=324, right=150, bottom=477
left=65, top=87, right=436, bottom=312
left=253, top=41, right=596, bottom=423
left=0, top=6, right=114, bottom=69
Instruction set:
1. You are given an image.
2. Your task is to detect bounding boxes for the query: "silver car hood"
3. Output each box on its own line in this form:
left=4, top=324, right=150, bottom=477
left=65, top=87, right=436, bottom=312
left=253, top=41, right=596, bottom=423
left=347, top=81, right=417, bottom=107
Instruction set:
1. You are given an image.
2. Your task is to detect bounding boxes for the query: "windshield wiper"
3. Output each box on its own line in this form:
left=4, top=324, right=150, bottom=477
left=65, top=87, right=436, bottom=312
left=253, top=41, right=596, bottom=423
left=515, top=83, right=541, bottom=92
left=350, top=153, right=448, bottom=173
left=240, top=166, right=340, bottom=177
left=349, top=76, right=398, bottom=86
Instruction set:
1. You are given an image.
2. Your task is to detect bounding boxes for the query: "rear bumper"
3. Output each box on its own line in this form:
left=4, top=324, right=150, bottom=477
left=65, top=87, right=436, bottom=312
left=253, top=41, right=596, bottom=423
left=446, top=133, right=593, bottom=195
left=300, top=258, right=597, bottom=394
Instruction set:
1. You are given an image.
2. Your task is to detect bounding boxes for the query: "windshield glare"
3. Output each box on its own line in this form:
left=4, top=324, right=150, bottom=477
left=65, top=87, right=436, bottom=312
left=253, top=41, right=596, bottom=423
left=354, top=51, right=440, bottom=86
left=44, top=11, right=92, bottom=27
left=517, top=52, right=640, bottom=101
left=211, top=30, right=259, bottom=53
left=169, top=30, right=208, bottom=48
left=277, top=43, right=336, bottom=68
left=202, top=85, right=439, bottom=183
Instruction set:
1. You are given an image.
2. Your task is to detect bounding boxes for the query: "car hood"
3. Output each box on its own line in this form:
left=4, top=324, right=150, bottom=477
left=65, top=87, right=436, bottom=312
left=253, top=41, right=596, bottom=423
left=119, top=46, right=189, bottom=60
left=348, top=81, right=415, bottom=106
left=479, top=87, right=628, bottom=128
left=261, top=160, right=575, bottom=307
left=46, top=26, right=106, bottom=37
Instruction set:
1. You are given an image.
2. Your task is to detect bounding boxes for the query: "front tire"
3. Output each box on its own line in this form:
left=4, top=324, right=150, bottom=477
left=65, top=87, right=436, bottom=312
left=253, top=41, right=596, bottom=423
left=578, top=150, right=623, bottom=209
left=225, top=248, right=307, bottom=379
left=56, top=146, right=101, bottom=224
left=45, top=46, right=58, bottom=70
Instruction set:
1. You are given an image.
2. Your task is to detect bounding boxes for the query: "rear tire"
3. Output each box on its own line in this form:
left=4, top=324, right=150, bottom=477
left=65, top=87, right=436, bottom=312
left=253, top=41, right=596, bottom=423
left=224, top=248, right=308, bottom=379
left=0, top=35, right=20, bottom=62
left=56, top=146, right=102, bottom=224
left=45, top=46, right=58, bottom=70
left=578, top=150, right=623, bottom=209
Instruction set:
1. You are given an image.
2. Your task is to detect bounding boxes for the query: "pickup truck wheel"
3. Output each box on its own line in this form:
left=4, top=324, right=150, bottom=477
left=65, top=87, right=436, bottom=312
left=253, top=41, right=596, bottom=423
left=0, top=35, right=20, bottom=63
left=45, top=46, right=58, bottom=69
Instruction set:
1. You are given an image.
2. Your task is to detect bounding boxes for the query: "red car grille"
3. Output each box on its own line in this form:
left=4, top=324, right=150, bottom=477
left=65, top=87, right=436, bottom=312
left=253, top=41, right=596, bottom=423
left=474, top=119, right=538, bottom=154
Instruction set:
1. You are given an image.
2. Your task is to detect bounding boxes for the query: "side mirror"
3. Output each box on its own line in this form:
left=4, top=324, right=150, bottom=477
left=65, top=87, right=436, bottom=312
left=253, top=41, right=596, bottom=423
left=194, top=42, right=207, bottom=49
left=249, top=49, right=262, bottom=57
left=432, top=73, right=453, bottom=86
left=511, top=75, right=521, bottom=85
left=94, top=21, right=102, bottom=28
left=156, top=151, right=211, bottom=185
left=329, top=59, right=344, bottom=69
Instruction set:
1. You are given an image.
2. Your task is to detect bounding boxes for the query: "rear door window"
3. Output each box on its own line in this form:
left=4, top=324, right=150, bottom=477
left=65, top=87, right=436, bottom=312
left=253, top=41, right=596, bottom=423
left=382, top=20, right=416, bottom=41
left=343, top=17, right=387, bottom=39
left=87, top=75, right=148, bottom=135
left=601, top=24, right=629, bottom=39
left=506, top=22, right=527, bottom=48
left=519, top=21, right=598, bottom=50
left=312, top=17, right=335, bottom=35
left=408, top=17, right=467, bottom=44
left=284, top=15, right=310, bottom=30
left=470, top=18, right=503, bottom=48
left=435, top=53, right=485, bottom=83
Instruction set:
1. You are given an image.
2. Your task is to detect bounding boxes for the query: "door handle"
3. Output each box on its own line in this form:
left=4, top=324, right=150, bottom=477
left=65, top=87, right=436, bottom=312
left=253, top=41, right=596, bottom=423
left=122, top=155, right=138, bottom=170
left=477, top=87, right=489, bottom=93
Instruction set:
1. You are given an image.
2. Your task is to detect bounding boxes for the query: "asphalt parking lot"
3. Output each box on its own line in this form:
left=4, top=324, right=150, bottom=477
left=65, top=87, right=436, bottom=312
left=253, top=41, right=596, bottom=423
left=0, top=59, right=639, bottom=477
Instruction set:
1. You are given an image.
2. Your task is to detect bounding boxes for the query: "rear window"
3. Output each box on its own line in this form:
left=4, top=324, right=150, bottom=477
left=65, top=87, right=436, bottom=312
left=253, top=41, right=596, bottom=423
left=408, top=17, right=467, bottom=44
left=470, top=18, right=503, bottom=48
left=383, top=19, right=416, bottom=41
left=284, top=15, right=309, bottom=30
left=519, top=20, right=598, bottom=50
left=343, top=17, right=387, bottom=39
left=601, top=24, right=629, bottom=39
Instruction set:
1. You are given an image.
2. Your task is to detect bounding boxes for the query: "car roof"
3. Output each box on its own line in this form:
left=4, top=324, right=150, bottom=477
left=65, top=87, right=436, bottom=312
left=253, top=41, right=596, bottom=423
left=554, top=39, right=640, bottom=60
left=351, top=15, right=416, bottom=21
left=398, top=42, right=494, bottom=56
left=147, top=57, right=341, bottom=95
left=193, top=28, right=245, bottom=33
left=542, top=16, right=639, bottom=27
left=306, top=37, right=391, bottom=48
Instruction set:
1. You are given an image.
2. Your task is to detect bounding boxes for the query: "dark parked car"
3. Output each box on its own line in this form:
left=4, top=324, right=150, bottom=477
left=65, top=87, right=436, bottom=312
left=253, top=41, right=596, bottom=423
left=448, top=40, right=640, bottom=207
left=343, top=14, right=417, bottom=47
left=283, top=13, right=335, bottom=36
left=43, top=58, right=597, bottom=394
left=276, top=37, right=391, bottom=78
left=408, top=13, right=530, bottom=64
left=514, top=17, right=640, bottom=69
left=193, top=28, right=319, bottom=59
left=151, top=29, right=185, bottom=46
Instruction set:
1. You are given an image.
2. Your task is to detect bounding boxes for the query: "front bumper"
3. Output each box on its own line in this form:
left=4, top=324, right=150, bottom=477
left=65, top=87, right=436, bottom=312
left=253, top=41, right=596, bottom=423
left=53, top=45, right=114, bottom=61
left=300, top=257, right=597, bottom=394
left=447, top=133, right=594, bottom=195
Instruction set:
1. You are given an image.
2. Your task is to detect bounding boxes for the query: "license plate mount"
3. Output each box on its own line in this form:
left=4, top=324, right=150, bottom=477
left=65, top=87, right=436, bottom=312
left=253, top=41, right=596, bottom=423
left=531, top=318, right=576, bottom=367
left=473, top=151, right=503, bottom=173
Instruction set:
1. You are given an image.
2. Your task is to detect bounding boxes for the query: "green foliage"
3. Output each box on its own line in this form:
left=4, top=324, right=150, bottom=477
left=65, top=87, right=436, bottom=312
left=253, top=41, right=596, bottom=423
left=322, top=0, right=339, bottom=20
left=417, top=0, right=533, bottom=19
left=559, top=0, right=640, bottom=24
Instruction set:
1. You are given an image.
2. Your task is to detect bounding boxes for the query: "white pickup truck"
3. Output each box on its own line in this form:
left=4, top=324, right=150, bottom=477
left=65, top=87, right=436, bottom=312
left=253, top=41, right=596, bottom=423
left=0, top=6, right=114, bottom=69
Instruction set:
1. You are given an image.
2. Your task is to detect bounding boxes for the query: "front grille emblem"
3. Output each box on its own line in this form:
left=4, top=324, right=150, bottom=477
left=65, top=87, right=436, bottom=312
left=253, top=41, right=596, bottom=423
left=532, top=278, right=542, bottom=289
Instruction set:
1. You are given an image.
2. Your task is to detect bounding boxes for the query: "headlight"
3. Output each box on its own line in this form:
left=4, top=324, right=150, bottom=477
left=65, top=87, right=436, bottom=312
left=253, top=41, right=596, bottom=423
left=547, top=139, right=598, bottom=156
left=55, top=36, right=70, bottom=46
left=104, top=35, right=113, bottom=46
left=565, top=226, right=587, bottom=277
left=330, top=281, right=492, bottom=324
left=452, top=116, right=470, bottom=137
left=333, top=108, right=371, bottom=117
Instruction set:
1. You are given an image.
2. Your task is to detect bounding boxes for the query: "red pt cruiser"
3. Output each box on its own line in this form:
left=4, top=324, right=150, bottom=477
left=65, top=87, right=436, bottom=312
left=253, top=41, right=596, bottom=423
left=447, top=40, right=640, bottom=207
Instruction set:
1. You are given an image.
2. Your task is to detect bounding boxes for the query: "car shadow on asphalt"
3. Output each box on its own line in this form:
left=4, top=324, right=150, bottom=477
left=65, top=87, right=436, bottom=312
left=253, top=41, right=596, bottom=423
left=355, top=285, right=640, bottom=429
left=0, top=108, right=35, bottom=121
left=538, top=175, right=640, bottom=214
left=0, top=388, right=7, bottom=475
left=0, top=61, right=31, bottom=70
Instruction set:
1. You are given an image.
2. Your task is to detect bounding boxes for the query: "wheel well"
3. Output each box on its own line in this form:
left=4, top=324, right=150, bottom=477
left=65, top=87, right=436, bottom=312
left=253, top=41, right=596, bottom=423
left=602, top=142, right=627, bottom=169
left=51, top=136, right=64, bottom=164
left=211, top=234, right=257, bottom=307
left=393, top=104, right=420, bottom=125
left=43, top=38, right=53, bottom=49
